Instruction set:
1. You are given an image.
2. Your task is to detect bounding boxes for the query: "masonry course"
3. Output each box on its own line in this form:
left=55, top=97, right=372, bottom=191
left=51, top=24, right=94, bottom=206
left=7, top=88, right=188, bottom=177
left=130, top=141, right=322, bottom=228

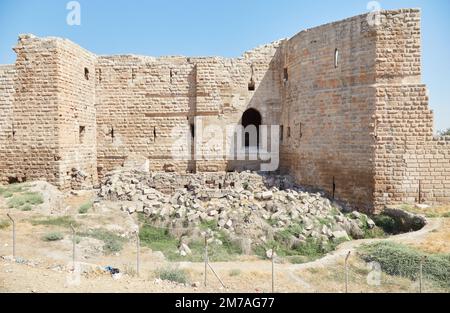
left=0, top=9, right=449, bottom=213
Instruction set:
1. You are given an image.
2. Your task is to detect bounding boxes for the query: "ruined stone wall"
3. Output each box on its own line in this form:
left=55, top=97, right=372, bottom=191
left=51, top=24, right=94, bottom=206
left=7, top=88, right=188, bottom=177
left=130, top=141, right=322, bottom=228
left=95, top=55, right=196, bottom=177
left=0, top=36, right=97, bottom=189
left=372, top=9, right=450, bottom=208
left=56, top=39, right=97, bottom=189
left=192, top=43, right=283, bottom=172
left=279, top=13, right=378, bottom=212
left=374, top=85, right=450, bottom=206
left=0, top=65, right=16, bottom=184
left=1, top=9, right=448, bottom=210
left=95, top=42, right=282, bottom=177
left=4, top=36, right=61, bottom=185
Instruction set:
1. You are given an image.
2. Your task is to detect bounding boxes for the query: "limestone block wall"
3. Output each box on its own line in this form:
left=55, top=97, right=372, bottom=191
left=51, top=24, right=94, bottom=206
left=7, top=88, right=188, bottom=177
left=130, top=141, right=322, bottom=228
left=0, top=9, right=448, bottom=210
left=374, top=85, right=450, bottom=206
left=5, top=36, right=61, bottom=185
left=279, top=13, right=378, bottom=212
left=372, top=9, right=450, bottom=208
left=56, top=39, right=97, bottom=189
left=0, top=65, right=16, bottom=184
left=0, top=35, right=97, bottom=189
left=192, top=42, right=283, bottom=172
left=375, top=9, right=422, bottom=85
left=95, top=55, right=196, bottom=177
left=95, top=42, right=282, bottom=177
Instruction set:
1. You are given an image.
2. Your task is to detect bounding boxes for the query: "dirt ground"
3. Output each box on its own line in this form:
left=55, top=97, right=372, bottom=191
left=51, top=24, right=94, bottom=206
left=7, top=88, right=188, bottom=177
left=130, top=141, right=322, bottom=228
left=0, top=188, right=449, bottom=293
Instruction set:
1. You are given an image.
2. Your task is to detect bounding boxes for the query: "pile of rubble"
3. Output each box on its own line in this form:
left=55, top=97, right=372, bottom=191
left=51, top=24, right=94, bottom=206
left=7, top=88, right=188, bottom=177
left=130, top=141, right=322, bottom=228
left=98, top=170, right=377, bottom=256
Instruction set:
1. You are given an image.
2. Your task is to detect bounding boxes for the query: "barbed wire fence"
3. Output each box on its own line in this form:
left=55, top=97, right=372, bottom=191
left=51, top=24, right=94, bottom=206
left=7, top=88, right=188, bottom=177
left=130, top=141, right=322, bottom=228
left=0, top=214, right=445, bottom=293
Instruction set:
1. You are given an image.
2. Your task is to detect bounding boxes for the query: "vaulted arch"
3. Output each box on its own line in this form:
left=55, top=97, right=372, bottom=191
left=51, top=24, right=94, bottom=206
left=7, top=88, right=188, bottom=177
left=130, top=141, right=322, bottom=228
left=241, top=108, right=262, bottom=147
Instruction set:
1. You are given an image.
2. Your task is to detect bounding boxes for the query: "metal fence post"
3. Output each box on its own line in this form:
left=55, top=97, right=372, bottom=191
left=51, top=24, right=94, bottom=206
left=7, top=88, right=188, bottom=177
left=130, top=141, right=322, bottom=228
left=204, top=234, right=208, bottom=287
left=6, top=214, right=15, bottom=259
left=345, top=251, right=351, bottom=293
left=419, top=256, right=426, bottom=293
left=271, top=247, right=275, bottom=293
left=70, top=224, right=76, bottom=271
left=136, top=231, right=140, bottom=277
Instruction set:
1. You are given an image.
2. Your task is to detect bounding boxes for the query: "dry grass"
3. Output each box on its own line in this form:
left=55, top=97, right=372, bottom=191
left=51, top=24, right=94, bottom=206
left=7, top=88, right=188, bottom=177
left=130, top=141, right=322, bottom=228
left=298, top=256, right=447, bottom=293
left=411, top=219, right=450, bottom=254
left=396, top=204, right=450, bottom=218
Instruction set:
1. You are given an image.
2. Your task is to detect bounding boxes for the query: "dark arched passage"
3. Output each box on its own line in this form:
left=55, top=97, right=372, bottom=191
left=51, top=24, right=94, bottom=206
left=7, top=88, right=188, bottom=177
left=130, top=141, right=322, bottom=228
left=241, top=108, right=262, bottom=147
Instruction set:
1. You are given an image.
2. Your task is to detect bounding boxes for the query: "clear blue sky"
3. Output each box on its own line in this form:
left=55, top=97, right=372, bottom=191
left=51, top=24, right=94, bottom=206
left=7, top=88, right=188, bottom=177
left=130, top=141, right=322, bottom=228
left=0, top=0, right=448, bottom=131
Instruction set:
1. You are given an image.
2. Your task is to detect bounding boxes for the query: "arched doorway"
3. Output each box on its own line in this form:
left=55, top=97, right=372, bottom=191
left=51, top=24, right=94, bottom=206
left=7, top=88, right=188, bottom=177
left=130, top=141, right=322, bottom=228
left=241, top=108, right=262, bottom=147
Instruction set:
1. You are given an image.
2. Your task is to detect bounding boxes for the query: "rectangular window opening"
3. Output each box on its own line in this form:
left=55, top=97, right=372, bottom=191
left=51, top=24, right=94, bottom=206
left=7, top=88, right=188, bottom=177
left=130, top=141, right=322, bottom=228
left=79, top=126, right=86, bottom=144
left=283, top=67, right=288, bottom=82
left=190, top=124, right=195, bottom=138
left=248, top=79, right=255, bottom=91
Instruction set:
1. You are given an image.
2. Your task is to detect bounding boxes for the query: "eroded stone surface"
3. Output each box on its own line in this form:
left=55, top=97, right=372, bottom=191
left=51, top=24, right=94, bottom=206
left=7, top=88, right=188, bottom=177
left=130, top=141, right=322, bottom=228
left=0, top=9, right=449, bottom=213
left=98, top=169, right=376, bottom=254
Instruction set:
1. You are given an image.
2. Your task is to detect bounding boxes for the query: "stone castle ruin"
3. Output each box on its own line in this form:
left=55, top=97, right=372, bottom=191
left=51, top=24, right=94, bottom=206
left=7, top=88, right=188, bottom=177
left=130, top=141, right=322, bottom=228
left=0, top=9, right=449, bottom=213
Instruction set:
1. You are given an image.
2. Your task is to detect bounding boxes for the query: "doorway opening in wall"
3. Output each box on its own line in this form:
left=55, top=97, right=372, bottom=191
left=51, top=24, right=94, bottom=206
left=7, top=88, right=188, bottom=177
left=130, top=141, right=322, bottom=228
left=241, top=108, right=261, bottom=148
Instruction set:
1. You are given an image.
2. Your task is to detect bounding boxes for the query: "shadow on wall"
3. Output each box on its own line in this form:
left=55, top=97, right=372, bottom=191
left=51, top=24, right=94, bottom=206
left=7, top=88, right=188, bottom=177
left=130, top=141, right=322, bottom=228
left=226, top=45, right=284, bottom=172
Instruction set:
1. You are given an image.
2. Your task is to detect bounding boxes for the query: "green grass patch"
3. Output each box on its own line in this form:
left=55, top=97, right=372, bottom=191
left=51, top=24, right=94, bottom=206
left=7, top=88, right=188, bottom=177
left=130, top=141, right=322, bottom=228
left=317, top=217, right=333, bottom=225
left=7, top=192, right=43, bottom=210
left=30, top=216, right=79, bottom=228
left=359, top=216, right=388, bottom=239
left=2, top=191, right=13, bottom=198
left=199, top=219, right=219, bottom=232
left=155, top=266, right=188, bottom=284
left=359, top=242, right=450, bottom=288
left=139, top=223, right=241, bottom=262
left=78, top=201, right=93, bottom=214
left=21, top=204, right=32, bottom=212
left=42, top=232, right=64, bottom=242
left=139, top=224, right=180, bottom=259
left=78, top=228, right=126, bottom=254
left=204, top=231, right=243, bottom=262
left=277, top=223, right=304, bottom=239
left=363, top=226, right=387, bottom=239
left=256, top=232, right=349, bottom=264
left=270, top=222, right=338, bottom=260
left=285, top=255, right=312, bottom=264
left=229, top=269, right=241, bottom=277
left=373, top=214, right=398, bottom=234
left=0, top=184, right=29, bottom=196
left=0, top=219, right=10, bottom=230
left=1, top=183, right=42, bottom=211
